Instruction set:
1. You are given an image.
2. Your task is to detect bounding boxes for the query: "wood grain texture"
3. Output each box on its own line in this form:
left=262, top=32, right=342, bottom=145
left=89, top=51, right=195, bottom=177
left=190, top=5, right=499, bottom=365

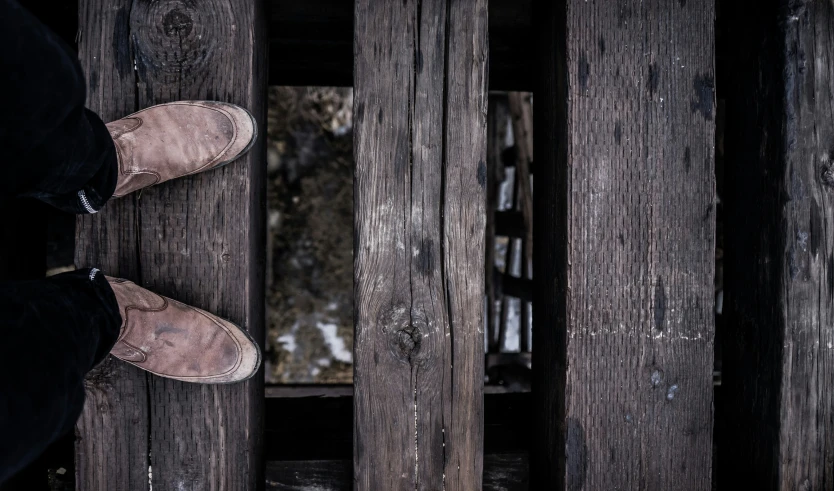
left=719, top=1, right=834, bottom=488
left=75, top=0, right=266, bottom=489
left=352, top=0, right=488, bottom=488
left=533, top=0, right=716, bottom=488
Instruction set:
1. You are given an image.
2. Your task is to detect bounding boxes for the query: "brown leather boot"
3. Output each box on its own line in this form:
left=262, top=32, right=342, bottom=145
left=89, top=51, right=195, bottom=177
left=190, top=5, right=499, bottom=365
left=106, top=276, right=261, bottom=384
left=105, top=101, right=257, bottom=199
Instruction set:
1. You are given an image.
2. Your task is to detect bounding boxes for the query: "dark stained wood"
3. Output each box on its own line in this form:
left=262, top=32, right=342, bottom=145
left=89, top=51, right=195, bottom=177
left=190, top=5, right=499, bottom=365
left=352, top=0, right=488, bottom=487
left=74, top=0, right=266, bottom=489
left=718, top=1, right=834, bottom=489
left=533, top=0, right=716, bottom=488
left=74, top=4, right=147, bottom=489
left=269, top=0, right=530, bottom=90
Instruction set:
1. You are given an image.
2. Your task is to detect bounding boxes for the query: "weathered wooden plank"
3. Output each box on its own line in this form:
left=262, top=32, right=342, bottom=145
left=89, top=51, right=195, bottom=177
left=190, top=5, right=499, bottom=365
left=532, top=0, right=716, bottom=488
left=718, top=1, right=834, bottom=488
left=352, top=0, right=488, bottom=488
left=75, top=1, right=266, bottom=489
left=75, top=4, right=148, bottom=489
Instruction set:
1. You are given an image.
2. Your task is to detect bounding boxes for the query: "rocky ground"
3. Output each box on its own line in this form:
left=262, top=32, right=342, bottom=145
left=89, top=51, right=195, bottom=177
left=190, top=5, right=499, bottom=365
left=264, top=86, right=355, bottom=384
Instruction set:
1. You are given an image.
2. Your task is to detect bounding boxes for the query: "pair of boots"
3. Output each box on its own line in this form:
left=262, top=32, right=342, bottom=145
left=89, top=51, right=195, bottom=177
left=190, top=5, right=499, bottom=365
left=94, top=101, right=260, bottom=384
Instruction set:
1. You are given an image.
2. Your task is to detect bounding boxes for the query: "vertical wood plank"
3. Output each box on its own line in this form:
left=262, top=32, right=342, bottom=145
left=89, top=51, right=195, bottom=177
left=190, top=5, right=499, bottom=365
left=75, top=3, right=147, bottom=489
left=719, top=1, right=834, bottom=488
left=533, top=0, right=716, bottom=488
left=75, top=0, right=266, bottom=489
left=352, top=0, right=488, bottom=488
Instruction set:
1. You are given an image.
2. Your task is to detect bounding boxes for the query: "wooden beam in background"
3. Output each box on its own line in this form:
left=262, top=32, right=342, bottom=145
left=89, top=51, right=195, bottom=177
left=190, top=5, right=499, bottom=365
left=719, top=1, right=834, bottom=488
left=74, top=0, right=266, bottom=489
left=352, top=0, right=488, bottom=488
left=533, top=0, right=716, bottom=488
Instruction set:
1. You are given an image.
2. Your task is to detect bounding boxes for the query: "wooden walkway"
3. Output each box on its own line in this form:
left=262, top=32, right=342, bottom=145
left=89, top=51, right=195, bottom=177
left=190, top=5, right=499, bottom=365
left=75, top=0, right=266, bottom=488
left=534, top=1, right=716, bottom=488
left=54, top=0, right=834, bottom=489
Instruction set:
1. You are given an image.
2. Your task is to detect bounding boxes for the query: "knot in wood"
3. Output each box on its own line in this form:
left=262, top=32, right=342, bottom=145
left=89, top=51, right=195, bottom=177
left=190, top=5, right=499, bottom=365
left=395, top=325, right=422, bottom=362
left=646, top=366, right=665, bottom=389
left=821, top=161, right=834, bottom=188
left=163, top=8, right=193, bottom=38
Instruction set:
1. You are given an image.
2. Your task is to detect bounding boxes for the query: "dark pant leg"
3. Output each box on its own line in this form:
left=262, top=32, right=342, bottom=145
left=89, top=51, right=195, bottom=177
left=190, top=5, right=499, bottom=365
left=0, top=0, right=117, bottom=214
left=0, top=269, right=121, bottom=485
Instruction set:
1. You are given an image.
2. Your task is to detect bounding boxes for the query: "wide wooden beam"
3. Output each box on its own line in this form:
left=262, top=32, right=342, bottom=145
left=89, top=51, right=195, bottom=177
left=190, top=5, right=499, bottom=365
left=719, top=1, right=834, bottom=488
left=74, top=1, right=266, bottom=489
left=533, top=0, right=716, bottom=488
left=352, top=0, right=488, bottom=488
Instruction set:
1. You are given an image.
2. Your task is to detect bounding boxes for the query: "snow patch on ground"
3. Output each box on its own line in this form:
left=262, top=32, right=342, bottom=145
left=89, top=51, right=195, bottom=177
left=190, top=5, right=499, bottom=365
left=317, top=321, right=353, bottom=363
left=276, top=321, right=300, bottom=353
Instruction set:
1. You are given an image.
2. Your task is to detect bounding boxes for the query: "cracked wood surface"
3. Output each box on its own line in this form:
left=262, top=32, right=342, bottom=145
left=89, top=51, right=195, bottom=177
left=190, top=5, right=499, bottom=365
left=74, top=0, right=266, bottom=489
left=532, top=0, right=715, bottom=488
left=352, top=0, right=488, bottom=489
left=719, top=1, right=834, bottom=488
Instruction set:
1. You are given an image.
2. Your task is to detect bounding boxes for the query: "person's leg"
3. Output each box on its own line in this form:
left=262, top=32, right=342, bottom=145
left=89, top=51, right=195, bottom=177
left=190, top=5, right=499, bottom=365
left=0, top=269, right=121, bottom=484
left=0, top=0, right=117, bottom=214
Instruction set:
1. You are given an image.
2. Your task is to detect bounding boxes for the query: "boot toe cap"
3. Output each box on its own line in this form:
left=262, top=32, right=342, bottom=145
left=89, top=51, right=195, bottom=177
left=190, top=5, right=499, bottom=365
left=198, top=101, right=258, bottom=168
